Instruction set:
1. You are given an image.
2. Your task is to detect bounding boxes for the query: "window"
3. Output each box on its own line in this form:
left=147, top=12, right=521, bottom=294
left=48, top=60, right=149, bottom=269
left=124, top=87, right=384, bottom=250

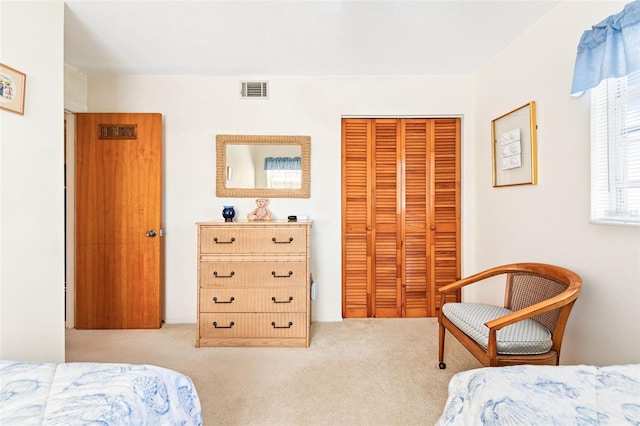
left=263, top=156, right=302, bottom=189
left=591, top=70, right=640, bottom=225
left=266, top=169, right=302, bottom=188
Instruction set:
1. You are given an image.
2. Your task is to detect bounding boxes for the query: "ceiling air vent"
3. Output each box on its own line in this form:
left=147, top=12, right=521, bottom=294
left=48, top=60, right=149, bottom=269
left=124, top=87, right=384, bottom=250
left=240, top=81, right=268, bottom=99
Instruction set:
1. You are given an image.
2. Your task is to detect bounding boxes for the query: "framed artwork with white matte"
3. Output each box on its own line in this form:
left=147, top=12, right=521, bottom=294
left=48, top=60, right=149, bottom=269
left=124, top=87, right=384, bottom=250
left=0, top=63, right=26, bottom=115
left=491, top=101, right=537, bottom=187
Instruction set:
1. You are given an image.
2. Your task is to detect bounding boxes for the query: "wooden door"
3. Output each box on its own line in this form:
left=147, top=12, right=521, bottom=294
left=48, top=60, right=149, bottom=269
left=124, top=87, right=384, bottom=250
left=342, top=119, right=371, bottom=317
left=342, top=117, right=460, bottom=318
left=429, top=118, right=461, bottom=315
left=403, top=119, right=432, bottom=317
left=371, top=119, right=402, bottom=317
left=343, top=118, right=404, bottom=318
left=75, top=113, right=163, bottom=329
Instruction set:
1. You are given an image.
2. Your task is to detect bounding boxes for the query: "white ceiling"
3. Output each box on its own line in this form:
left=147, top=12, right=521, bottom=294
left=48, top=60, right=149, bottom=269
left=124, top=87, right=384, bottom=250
left=64, top=0, right=560, bottom=76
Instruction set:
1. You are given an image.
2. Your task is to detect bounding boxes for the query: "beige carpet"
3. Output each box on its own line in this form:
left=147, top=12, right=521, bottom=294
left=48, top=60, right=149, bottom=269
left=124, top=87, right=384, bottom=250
left=66, top=318, right=481, bottom=426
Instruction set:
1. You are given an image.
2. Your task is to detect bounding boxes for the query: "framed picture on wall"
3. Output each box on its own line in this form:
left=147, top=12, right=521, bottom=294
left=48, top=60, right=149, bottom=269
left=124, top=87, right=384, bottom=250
left=491, top=101, right=537, bottom=187
left=0, top=63, right=26, bottom=115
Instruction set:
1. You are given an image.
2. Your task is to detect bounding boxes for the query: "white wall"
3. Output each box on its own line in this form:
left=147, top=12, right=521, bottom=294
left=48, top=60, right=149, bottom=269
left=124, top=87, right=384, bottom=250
left=0, top=1, right=65, bottom=362
left=64, top=64, right=87, bottom=112
left=86, top=75, right=476, bottom=323
left=472, top=1, right=640, bottom=365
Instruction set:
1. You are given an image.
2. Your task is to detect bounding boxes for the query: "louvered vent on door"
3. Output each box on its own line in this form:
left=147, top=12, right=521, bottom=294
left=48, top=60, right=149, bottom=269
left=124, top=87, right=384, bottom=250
left=240, top=81, right=268, bottom=98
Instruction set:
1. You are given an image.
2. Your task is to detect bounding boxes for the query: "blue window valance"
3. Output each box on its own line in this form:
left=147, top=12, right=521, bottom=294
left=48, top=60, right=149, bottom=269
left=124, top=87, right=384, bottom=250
left=571, top=0, right=640, bottom=95
left=264, top=156, right=301, bottom=170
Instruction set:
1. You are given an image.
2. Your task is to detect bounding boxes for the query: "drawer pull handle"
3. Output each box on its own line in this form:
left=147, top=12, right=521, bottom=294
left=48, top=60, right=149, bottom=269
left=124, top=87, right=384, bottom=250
left=213, top=296, right=235, bottom=304
left=272, top=296, right=294, bottom=304
left=213, top=271, right=235, bottom=278
left=272, top=270, right=293, bottom=278
left=272, top=237, right=294, bottom=244
left=213, top=237, right=235, bottom=244
left=271, top=321, right=293, bottom=329
left=212, top=321, right=235, bottom=329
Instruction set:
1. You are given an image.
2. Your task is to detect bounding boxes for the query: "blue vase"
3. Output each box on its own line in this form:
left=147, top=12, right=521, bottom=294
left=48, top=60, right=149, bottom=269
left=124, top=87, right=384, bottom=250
left=222, top=206, right=235, bottom=222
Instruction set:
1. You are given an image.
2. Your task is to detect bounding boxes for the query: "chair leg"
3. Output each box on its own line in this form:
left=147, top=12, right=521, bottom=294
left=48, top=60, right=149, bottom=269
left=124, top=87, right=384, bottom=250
left=438, top=320, right=446, bottom=369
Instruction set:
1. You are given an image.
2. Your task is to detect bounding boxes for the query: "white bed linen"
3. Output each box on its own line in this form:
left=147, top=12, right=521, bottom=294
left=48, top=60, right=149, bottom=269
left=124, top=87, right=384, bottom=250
left=437, top=364, right=640, bottom=425
left=0, top=360, right=202, bottom=425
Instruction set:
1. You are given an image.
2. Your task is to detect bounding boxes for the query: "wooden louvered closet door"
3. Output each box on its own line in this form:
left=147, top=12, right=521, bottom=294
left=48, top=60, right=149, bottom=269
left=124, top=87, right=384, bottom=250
left=342, top=118, right=460, bottom=318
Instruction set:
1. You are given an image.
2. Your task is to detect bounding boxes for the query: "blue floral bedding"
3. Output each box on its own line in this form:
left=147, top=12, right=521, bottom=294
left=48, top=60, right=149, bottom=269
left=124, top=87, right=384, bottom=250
left=0, top=360, right=202, bottom=425
left=437, top=364, right=640, bottom=425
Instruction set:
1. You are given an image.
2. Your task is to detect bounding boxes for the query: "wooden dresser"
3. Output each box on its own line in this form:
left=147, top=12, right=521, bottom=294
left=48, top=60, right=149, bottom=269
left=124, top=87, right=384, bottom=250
left=196, top=220, right=312, bottom=347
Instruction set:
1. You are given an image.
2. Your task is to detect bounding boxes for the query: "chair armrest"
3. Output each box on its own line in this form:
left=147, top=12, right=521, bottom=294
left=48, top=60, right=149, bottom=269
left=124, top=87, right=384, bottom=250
left=484, top=285, right=581, bottom=357
left=485, top=283, right=581, bottom=330
left=438, top=265, right=522, bottom=316
left=438, top=262, right=582, bottom=295
left=438, top=264, right=522, bottom=294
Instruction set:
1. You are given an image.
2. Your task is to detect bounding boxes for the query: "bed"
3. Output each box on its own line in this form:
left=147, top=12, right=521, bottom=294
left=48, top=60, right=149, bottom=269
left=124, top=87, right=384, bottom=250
left=0, top=360, right=203, bottom=425
left=437, top=364, right=640, bottom=425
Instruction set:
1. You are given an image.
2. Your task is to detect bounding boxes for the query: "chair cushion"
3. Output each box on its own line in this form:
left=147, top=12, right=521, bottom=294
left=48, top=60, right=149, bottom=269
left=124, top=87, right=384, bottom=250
left=442, top=303, right=553, bottom=355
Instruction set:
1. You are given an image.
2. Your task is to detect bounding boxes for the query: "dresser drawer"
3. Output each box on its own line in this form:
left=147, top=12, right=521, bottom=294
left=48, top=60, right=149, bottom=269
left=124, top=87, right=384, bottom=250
left=200, top=288, right=306, bottom=312
left=199, top=226, right=307, bottom=255
left=199, top=261, right=307, bottom=288
left=199, top=313, right=306, bottom=338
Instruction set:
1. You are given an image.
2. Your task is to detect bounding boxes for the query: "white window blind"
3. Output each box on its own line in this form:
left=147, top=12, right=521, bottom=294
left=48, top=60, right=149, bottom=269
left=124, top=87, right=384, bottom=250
left=266, top=170, right=302, bottom=189
left=591, top=69, right=640, bottom=226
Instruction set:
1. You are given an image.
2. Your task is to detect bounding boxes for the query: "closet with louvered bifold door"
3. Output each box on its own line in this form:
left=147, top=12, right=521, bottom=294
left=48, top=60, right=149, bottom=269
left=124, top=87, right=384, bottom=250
left=342, top=118, right=461, bottom=318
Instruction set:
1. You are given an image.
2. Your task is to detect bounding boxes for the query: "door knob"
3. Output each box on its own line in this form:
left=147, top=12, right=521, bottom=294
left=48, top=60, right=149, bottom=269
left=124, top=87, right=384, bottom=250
left=146, top=229, right=157, bottom=237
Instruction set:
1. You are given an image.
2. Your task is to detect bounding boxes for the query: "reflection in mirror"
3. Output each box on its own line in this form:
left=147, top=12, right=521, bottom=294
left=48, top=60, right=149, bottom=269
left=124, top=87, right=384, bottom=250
left=226, top=144, right=302, bottom=189
left=216, top=135, right=311, bottom=198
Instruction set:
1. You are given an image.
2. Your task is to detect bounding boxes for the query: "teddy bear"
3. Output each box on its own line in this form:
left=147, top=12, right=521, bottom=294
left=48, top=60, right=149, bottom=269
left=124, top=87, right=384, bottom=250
left=247, top=198, right=273, bottom=221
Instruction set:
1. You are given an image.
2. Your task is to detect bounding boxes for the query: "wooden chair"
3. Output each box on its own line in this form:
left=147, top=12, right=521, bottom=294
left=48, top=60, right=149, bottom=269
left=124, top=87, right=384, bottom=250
left=437, top=262, right=582, bottom=369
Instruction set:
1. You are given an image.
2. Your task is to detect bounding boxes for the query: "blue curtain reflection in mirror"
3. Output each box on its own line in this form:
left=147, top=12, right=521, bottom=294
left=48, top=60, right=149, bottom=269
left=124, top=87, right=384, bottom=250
left=264, top=157, right=302, bottom=188
left=263, top=156, right=302, bottom=170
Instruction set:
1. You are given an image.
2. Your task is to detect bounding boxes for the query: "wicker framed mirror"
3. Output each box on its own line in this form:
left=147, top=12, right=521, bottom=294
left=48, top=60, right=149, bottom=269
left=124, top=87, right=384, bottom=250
left=216, top=134, right=311, bottom=198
